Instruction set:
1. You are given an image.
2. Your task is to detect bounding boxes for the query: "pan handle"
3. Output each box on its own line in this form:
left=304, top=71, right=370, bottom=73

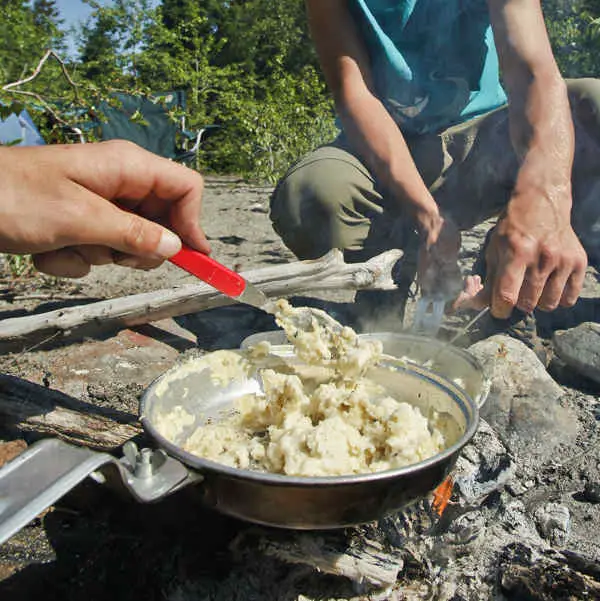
left=0, top=438, right=201, bottom=545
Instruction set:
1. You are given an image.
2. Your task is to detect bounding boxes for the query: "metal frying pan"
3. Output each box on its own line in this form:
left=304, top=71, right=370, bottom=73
left=0, top=346, right=480, bottom=543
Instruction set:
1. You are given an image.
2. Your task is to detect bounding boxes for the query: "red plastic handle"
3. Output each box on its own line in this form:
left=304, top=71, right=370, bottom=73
left=169, top=246, right=246, bottom=297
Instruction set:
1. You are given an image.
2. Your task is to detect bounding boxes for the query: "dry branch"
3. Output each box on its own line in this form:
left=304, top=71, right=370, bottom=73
left=260, top=533, right=403, bottom=589
left=0, top=249, right=402, bottom=353
left=2, top=49, right=84, bottom=139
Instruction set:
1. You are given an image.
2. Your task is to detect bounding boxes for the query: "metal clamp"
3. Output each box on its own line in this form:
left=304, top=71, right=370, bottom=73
left=0, top=438, right=202, bottom=545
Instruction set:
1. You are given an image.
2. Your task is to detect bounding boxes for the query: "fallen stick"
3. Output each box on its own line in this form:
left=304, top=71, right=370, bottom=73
left=0, top=249, right=402, bottom=353
left=260, top=533, right=403, bottom=590
left=0, top=374, right=141, bottom=450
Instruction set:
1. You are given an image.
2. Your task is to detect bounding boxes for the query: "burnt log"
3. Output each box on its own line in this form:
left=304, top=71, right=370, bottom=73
left=499, top=543, right=600, bottom=600
left=0, top=374, right=141, bottom=450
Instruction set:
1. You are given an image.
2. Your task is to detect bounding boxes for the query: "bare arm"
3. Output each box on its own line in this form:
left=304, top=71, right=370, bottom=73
left=490, top=0, right=573, bottom=195
left=305, top=0, right=442, bottom=242
left=474, top=0, right=587, bottom=317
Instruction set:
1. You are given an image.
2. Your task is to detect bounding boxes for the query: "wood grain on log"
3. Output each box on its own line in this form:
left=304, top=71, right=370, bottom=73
left=0, top=249, right=402, bottom=353
left=0, top=374, right=141, bottom=450
left=261, top=533, right=403, bottom=589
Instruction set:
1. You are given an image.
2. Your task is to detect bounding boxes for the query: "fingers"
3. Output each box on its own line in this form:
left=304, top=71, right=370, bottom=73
left=61, top=186, right=183, bottom=259
left=491, top=256, right=527, bottom=319
left=68, top=141, right=211, bottom=254
left=33, top=248, right=92, bottom=278
left=452, top=275, right=484, bottom=311
left=33, top=245, right=167, bottom=278
left=560, top=263, right=586, bottom=307
left=485, top=239, right=587, bottom=317
left=111, top=252, right=164, bottom=270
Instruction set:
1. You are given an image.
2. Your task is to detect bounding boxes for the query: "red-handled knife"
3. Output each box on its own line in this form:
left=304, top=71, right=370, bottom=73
left=169, top=245, right=269, bottom=309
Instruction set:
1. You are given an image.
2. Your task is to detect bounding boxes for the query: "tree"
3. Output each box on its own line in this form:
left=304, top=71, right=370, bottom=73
left=544, top=0, right=600, bottom=77
left=0, top=0, right=65, bottom=83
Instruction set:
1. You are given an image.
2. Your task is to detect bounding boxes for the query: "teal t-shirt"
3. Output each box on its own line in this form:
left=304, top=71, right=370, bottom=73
left=350, top=0, right=507, bottom=134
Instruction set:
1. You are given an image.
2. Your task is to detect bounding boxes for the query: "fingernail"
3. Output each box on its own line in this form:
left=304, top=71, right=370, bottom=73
left=155, top=229, right=182, bottom=258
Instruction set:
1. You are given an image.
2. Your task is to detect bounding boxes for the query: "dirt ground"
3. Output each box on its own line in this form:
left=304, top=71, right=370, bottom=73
left=0, top=176, right=598, bottom=600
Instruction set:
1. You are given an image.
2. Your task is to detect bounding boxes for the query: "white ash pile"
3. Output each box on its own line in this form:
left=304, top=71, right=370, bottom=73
left=167, top=336, right=600, bottom=601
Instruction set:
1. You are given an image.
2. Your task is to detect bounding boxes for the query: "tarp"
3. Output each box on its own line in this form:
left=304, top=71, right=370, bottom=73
left=94, top=91, right=186, bottom=160
left=0, top=109, right=45, bottom=146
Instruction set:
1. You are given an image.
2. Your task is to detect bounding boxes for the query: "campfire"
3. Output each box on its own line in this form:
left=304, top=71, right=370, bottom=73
left=0, top=247, right=599, bottom=600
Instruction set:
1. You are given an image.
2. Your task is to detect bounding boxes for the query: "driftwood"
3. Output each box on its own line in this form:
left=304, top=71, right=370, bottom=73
left=0, top=374, right=142, bottom=450
left=0, top=249, right=402, bottom=353
left=260, top=533, right=403, bottom=590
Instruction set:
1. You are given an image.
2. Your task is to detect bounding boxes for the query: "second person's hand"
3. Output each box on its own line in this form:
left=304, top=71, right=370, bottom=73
left=469, top=194, right=587, bottom=318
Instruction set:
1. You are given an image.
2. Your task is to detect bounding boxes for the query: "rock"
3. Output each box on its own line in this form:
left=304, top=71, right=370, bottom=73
left=533, top=502, right=571, bottom=546
left=495, top=500, right=545, bottom=547
left=468, top=336, right=578, bottom=463
left=583, top=481, right=600, bottom=504
left=454, top=420, right=515, bottom=504
left=553, top=322, right=600, bottom=386
left=442, top=511, right=486, bottom=548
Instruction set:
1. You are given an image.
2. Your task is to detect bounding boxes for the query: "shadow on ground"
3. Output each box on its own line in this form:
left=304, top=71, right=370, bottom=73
left=0, top=482, right=243, bottom=601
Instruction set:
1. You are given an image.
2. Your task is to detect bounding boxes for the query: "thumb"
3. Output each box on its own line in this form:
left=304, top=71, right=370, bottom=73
left=82, top=201, right=182, bottom=259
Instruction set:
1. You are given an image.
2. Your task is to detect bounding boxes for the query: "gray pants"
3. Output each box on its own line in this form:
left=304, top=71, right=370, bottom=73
left=270, top=79, right=600, bottom=276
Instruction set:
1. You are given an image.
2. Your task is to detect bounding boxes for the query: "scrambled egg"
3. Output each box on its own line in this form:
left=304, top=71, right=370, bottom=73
left=157, top=299, right=445, bottom=477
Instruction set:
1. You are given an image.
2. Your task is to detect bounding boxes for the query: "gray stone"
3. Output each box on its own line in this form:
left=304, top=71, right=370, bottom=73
left=583, top=481, right=600, bottom=504
left=553, top=322, right=600, bottom=385
left=454, top=420, right=515, bottom=504
left=468, top=336, right=578, bottom=463
left=533, top=502, right=571, bottom=547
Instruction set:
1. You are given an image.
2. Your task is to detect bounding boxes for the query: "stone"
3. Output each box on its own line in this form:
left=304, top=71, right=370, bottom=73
left=583, top=481, right=600, bottom=504
left=468, top=336, right=578, bottom=463
left=533, top=502, right=571, bottom=547
left=553, top=322, right=600, bottom=386
left=454, top=420, right=515, bottom=504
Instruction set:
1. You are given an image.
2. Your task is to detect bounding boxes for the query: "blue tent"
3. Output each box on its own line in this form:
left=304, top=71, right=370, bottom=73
left=0, top=109, right=45, bottom=146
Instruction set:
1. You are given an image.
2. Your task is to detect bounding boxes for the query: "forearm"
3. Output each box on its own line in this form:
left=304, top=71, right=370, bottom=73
left=509, top=75, right=574, bottom=218
left=489, top=0, right=574, bottom=217
left=338, top=89, right=440, bottom=230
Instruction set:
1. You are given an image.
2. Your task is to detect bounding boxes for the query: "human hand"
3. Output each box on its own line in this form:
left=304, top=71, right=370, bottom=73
left=469, top=192, right=587, bottom=318
left=0, top=141, right=210, bottom=277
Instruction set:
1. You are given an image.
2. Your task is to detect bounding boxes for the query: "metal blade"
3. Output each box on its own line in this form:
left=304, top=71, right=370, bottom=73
left=233, top=280, right=270, bottom=310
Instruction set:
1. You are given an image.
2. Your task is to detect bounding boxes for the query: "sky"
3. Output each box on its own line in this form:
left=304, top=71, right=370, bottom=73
left=54, top=0, right=95, bottom=30
left=53, top=0, right=99, bottom=56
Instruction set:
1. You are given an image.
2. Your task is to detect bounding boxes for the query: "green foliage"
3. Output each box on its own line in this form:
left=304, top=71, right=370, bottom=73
left=209, top=64, right=337, bottom=182
left=0, top=0, right=335, bottom=180
left=134, top=0, right=336, bottom=180
left=5, top=0, right=600, bottom=182
left=543, top=0, right=600, bottom=77
left=0, top=0, right=65, bottom=83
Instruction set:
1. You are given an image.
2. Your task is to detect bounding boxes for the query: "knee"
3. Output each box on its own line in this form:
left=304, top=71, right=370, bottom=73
left=271, top=158, right=359, bottom=221
left=568, top=78, right=600, bottom=134
left=270, top=158, right=367, bottom=259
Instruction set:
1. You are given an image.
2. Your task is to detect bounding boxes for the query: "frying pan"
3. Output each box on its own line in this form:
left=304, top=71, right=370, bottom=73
left=0, top=336, right=481, bottom=543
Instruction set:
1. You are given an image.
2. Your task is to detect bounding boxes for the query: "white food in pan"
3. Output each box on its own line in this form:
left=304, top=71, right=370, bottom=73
left=157, top=300, right=445, bottom=477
